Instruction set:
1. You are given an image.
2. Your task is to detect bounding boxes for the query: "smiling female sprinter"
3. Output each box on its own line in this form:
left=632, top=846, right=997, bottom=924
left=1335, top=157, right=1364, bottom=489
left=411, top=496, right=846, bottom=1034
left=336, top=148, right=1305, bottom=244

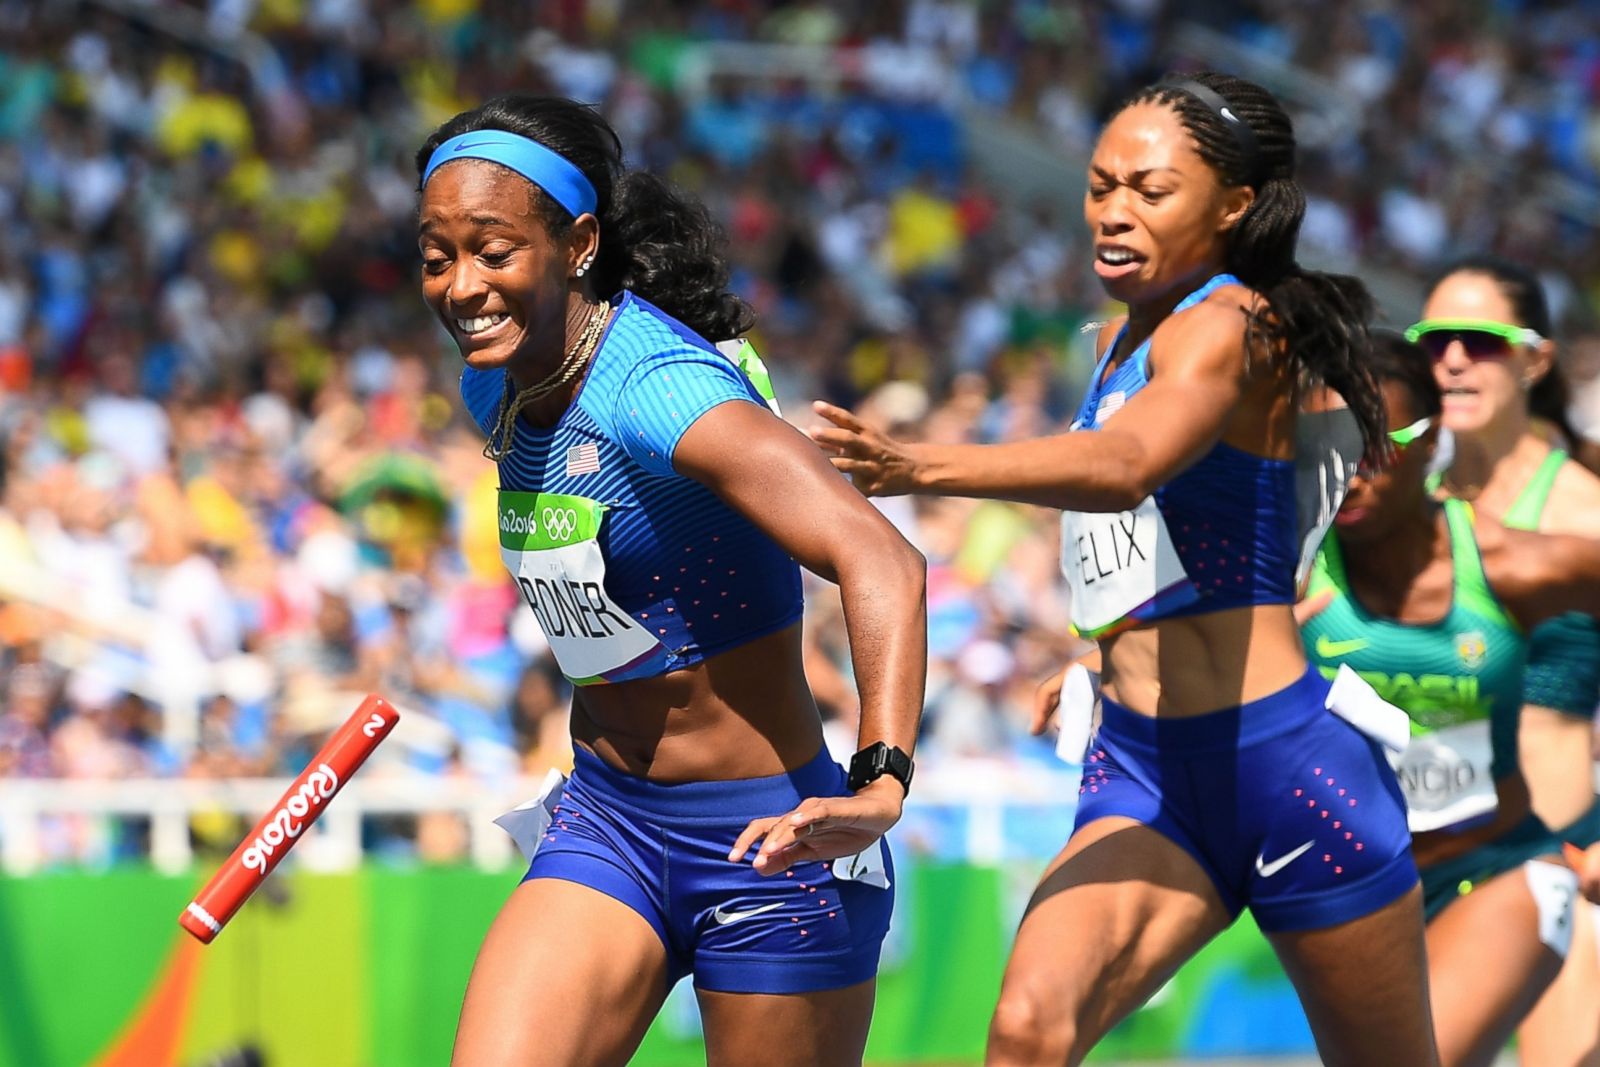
left=1413, top=258, right=1600, bottom=1066
left=811, top=72, right=1437, bottom=1066
left=417, top=95, right=926, bottom=1067
left=1301, top=332, right=1596, bottom=1067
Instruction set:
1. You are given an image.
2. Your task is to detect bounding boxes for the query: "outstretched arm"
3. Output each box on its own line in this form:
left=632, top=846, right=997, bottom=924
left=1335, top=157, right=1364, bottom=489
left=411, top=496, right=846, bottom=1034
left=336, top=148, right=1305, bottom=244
left=811, top=302, right=1252, bottom=512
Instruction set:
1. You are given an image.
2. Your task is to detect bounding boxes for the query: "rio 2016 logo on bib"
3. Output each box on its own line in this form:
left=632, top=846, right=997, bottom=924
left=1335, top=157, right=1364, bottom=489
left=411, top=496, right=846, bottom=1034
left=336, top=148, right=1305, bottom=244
left=500, top=506, right=537, bottom=535
left=498, top=504, right=583, bottom=544
left=498, top=489, right=670, bottom=685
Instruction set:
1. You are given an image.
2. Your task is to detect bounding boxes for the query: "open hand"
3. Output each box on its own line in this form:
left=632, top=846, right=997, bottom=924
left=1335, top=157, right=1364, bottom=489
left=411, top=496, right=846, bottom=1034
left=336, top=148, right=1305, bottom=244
left=728, top=778, right=904, bottom=876
left=808, top=401, right=922, bottom=496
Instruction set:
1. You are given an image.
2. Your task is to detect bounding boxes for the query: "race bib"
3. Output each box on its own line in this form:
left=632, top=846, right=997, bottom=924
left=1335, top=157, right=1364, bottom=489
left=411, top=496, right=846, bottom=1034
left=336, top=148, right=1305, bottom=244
left=493, top=768, right=568, bottom=862
left=1054, top=662, right=1098, bottom=765
left=1525, top=860, right=1579, bottom=958
left=499, top=490, right=668, bottom=685
left=1059, top=497, right=1193, bottom=637
left=1394, top=720, right=1497, bottom=832
left=831, top=839, right=891, bottom=889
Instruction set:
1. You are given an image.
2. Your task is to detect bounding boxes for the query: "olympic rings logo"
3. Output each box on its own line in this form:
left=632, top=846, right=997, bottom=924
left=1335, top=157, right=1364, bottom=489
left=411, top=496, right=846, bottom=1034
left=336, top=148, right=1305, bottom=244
left=541, top=507, right=579, bottom=541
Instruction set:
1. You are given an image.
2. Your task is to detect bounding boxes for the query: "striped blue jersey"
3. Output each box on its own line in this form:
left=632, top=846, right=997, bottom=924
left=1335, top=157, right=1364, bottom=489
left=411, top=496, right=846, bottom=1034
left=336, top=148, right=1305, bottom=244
left=460, top=291, right=803, bottom=682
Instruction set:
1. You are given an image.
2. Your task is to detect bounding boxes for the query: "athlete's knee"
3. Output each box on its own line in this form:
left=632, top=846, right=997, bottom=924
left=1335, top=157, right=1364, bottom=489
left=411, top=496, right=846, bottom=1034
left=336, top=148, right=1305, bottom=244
left=986, top=983, right=1081, bottom=1067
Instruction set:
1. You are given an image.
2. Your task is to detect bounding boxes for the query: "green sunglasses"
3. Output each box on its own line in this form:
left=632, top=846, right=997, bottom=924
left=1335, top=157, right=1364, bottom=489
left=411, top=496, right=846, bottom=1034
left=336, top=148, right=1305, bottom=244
left=1358, top=416, right=1433, bottom=476
left=1404, top=318, right=1544, bottom=361
left=1387, top=416, right=1433, bottom=446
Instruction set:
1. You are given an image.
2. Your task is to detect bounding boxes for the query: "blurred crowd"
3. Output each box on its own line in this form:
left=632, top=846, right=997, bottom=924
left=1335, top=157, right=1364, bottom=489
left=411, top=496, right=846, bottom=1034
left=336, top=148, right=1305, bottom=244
left=3, top=0, right=1600, bottom=865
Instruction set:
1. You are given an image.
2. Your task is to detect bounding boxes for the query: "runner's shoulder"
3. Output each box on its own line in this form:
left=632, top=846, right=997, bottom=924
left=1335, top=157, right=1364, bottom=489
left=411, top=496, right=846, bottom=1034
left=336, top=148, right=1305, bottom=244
left=1148, top=289, right=1261, bottom=375
left=1546, top=456, right=1600, bottom=528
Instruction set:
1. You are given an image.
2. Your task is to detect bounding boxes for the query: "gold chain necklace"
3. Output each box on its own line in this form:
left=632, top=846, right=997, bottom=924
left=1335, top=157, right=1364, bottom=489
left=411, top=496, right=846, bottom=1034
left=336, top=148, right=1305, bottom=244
left=483, top=302, right=613, bottom=462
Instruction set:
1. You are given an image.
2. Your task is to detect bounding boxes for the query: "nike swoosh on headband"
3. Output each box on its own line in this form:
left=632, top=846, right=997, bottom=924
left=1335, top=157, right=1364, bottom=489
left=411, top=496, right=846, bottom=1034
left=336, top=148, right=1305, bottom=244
left=423, top=131, right=597, bottom=218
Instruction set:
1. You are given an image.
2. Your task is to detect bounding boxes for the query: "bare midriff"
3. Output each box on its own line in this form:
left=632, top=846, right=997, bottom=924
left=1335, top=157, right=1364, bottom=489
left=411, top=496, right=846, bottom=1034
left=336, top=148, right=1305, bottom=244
left=1097, top=602, right=1310, bottom=717
left=570, top=622, right=826, bottom=783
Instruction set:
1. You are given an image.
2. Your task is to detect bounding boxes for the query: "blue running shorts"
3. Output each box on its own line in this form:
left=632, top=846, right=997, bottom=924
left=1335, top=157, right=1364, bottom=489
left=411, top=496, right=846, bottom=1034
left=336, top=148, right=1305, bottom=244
left=1074, top=667, right=1418, bottom=932
left=524, top=746, right=895, bottom=994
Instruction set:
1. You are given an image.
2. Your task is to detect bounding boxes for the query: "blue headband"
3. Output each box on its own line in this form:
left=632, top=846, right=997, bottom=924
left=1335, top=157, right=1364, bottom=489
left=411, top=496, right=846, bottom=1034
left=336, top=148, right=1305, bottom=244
left=422, top=131, right=597, bottom=218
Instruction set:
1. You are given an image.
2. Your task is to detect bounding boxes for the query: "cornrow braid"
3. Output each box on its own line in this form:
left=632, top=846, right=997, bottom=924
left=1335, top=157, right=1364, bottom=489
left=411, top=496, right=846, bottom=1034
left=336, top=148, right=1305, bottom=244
left=1120, top=72, right=1386, bottom=463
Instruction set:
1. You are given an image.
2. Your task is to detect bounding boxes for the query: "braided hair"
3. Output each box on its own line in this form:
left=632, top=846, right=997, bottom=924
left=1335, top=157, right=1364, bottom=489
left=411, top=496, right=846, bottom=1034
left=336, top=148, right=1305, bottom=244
left=1119, top=72, right=1385, bottom=461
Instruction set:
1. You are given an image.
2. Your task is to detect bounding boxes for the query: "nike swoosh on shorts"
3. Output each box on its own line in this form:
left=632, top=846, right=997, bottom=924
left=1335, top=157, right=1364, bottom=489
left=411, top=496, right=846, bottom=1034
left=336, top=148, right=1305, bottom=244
left=711, top=900, right=786, bottom=925
left=1255, top=839, right=1316, bottom=878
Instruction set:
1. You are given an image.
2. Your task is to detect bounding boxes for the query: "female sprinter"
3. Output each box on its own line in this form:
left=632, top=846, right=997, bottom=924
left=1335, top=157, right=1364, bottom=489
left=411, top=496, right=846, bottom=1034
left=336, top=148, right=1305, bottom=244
left=1301, top=333, right=1597, bottom=1066
left=812, top=72, right=1436, bottom=1066
left=417, top=95, right=926, bottom=1067
left=1413, top=258, right=1600, bottom=1064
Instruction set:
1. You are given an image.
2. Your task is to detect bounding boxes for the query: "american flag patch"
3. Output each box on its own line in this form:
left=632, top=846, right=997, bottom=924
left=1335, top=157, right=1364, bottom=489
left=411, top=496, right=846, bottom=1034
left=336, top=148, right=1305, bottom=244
left=1094, top=391, right=1126, bottom=423
left=565, top=442, right=601, bottom=476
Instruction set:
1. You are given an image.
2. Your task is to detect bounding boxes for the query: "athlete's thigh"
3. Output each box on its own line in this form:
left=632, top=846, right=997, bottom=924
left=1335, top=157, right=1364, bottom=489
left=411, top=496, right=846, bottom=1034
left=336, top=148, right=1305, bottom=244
left=1266, top=884, right=1438, bottom=1067
left=1426, top=866, right=1565, bottom=1067
left=698, top=979, right=875, bottom=1067
left=451, top=878, right=672, bottom=1067
left=986, top=816, right=1232, bottom=1066
left=1519, top=900, right=1600, bottom=1067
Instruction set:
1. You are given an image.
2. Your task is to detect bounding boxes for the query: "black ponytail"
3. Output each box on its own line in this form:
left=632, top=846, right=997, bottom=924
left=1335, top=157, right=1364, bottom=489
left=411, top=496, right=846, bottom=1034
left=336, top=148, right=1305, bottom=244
left=1120, top=73, right=1386, bottom=461
left=416, top=94, right=753, bottom=342
left=1426, top=254, right=1578, bottom=448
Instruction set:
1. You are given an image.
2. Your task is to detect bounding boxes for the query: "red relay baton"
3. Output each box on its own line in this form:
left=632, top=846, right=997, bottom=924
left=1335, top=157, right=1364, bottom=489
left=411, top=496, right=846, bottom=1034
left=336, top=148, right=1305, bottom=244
left=179, top=694, right=400, bottom=943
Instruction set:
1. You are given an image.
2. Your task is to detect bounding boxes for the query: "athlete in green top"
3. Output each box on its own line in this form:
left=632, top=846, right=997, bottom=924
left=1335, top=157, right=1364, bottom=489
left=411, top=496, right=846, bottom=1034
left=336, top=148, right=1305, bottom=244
left=1417, top=258, right=1600, bottom=1066
left=1301, top=333, right=1600, bottom=1067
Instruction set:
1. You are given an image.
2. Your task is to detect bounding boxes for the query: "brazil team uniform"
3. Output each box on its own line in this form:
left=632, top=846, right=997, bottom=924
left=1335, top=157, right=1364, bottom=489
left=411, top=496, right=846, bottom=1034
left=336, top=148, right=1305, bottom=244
left=1060, top=274, right=1417, bottom=932
left=1303, top=499, right=1570, bottom=922
left=463, top=291, right=893, bottom=993
left=1499, top=450, right=1600, bottom=849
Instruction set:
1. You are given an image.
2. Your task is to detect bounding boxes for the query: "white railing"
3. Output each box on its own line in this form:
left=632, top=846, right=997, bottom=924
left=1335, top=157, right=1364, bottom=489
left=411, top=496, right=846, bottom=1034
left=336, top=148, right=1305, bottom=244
left=9, top=759, right=1590, bottom=877
left=0, top=761, right=1082, bottom=876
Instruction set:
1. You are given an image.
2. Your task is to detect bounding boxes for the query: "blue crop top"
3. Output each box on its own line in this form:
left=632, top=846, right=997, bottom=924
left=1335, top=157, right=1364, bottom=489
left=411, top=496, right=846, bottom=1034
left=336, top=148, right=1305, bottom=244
left=1067, top=274, right=1298, bottom=628
left=461, top=291, right=803, bottom=685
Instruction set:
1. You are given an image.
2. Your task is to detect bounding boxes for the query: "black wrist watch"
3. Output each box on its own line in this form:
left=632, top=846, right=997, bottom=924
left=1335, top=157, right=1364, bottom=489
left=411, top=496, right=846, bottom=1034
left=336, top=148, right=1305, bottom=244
left=847, top=742, right=914, bottom=796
